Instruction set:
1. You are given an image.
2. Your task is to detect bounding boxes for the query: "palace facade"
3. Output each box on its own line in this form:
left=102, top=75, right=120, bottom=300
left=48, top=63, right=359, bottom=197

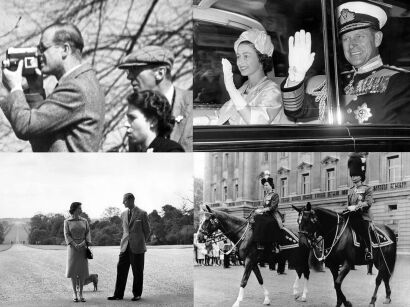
left=202, top=152, right=410, bottom=253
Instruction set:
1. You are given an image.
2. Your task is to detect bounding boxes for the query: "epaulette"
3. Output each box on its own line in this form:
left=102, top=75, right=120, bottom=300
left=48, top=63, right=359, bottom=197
left=382, top=65, right=410, bottom=73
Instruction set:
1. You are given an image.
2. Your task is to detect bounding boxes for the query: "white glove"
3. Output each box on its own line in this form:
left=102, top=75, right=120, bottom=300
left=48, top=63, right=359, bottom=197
left=347, top=205, right=357, bottom=212
left=288, top=30, right=316, bottom=83
left=221, top=58, right=235, bottom=92
left=255, top=208, right=264, bottom=214
left=221, top=58, right=246, bottom=110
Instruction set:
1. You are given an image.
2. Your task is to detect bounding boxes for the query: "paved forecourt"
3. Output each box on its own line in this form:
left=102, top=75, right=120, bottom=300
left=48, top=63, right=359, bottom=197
left=194, top=256, right=410, bottom=307
left=0, top=244, right=193, bottom=307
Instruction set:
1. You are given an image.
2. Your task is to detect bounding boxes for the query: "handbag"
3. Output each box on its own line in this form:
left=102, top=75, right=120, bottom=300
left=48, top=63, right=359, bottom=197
left=85, top=221, right=93, bottom=259
left=86, top=242, right=93, bottom=260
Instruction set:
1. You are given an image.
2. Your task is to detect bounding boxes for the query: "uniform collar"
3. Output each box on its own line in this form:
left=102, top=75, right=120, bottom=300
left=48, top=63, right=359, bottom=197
left=356, top=55, right=383, bottom=74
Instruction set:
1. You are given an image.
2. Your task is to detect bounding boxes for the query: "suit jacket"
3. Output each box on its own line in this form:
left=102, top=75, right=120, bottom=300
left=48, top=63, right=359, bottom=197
left=171, top=87, right=192, bottom=152
left=147, top=136, right=184, bottom=152
left=120, top=206, right=150, bottom=254
left=1, top=63, right=105, bottom=152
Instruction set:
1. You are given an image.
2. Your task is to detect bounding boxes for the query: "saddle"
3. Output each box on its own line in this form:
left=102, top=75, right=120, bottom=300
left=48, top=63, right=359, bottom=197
left=352, top=224, right=394, bottom=248
left=279, top=227, right=299, bottom=250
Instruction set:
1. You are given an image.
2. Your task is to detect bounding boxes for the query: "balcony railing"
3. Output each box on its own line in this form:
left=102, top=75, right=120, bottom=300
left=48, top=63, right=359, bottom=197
left=205, top=180, right=410, bottom=208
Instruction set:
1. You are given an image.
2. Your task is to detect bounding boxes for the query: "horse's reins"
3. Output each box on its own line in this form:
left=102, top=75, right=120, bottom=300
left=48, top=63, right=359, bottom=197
left=300, top=212, right=350, bottom=261
left=199, top=210, right=256, bottom=255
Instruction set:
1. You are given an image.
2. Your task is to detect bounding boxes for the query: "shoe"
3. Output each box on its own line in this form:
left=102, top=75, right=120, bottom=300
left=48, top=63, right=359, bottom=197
left=107, top=296, right=123, bottom=300
left=73, top=298, right=79, bottom=302
left=131, top=296, right=141, bottom=301
left=80, top=297, right=86, bottom=302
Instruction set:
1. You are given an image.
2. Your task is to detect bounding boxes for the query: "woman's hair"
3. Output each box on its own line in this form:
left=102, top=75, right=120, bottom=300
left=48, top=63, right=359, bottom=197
left=238, top=41, right=273, bottom=74
left=261, top=177, right=274, bottom=189
left=69, top=202, right=82, bottom=215
left=127, top=90, right=176, bottom=138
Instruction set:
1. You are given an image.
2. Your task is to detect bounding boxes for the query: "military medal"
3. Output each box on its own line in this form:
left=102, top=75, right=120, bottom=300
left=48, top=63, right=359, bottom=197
left=354, top=103, right=372, bottom=123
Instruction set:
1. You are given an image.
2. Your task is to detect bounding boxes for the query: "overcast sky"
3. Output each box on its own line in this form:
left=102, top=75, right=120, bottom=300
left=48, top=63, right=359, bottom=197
left=194, top=153, right=204, bottom=179
left=0, top=154, right=193, bottom=219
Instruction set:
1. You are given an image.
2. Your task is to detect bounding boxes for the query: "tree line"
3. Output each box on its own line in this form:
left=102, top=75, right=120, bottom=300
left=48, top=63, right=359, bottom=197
left=27, top=204, right=193, bottom=246
left=0, top=221, right=11, bottom=244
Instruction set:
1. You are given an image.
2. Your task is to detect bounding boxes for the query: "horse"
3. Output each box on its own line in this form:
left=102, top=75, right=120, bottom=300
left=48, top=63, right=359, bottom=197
left=197, top=205, right=311, bottom=307
left=293, top=204, right=397, bottom=307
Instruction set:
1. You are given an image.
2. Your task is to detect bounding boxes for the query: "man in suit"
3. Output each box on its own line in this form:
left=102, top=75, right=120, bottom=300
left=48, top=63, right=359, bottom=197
left=118, top=45, right=192, bottom=151
left=1, top=22, right=105, bottom=151
left=108, top=193, right=150, bottom=301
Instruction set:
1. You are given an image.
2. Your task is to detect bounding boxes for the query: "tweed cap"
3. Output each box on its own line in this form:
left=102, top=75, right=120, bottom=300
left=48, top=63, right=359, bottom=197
left=337, top=1, right=388, bottom=35
left=118, top=45, right=174, bottom=69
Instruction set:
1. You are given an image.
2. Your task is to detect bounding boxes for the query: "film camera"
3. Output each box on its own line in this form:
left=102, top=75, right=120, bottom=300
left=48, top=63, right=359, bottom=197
left=2, top=47, right=41, bottom=76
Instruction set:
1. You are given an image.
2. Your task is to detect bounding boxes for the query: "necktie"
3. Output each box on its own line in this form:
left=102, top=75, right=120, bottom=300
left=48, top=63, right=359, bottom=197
left=128, top=209, right=131, bottom=223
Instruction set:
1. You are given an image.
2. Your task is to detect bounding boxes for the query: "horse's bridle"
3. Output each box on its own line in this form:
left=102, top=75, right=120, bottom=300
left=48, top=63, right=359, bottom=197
left=297, top=209, right=349, bottom=261
left=197, top=212, right=250, bottom=251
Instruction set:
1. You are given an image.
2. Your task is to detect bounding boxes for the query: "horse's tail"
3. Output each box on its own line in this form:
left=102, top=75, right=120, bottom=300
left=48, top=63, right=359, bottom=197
left=381, top=225, right=397, bottom=276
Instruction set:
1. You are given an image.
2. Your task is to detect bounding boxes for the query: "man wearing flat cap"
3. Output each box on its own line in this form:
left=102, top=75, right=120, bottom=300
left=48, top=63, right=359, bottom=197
left=108, top=193, right=150, bottom=301
left=281, top=0, right=410, bottom=124
left=119, top=45, right=192, bottom=151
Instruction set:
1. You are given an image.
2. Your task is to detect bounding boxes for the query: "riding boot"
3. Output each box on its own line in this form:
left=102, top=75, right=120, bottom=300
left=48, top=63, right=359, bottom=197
left=364, top=237, right=373, bottom=261
left=361, top=223, right=373, bottom=261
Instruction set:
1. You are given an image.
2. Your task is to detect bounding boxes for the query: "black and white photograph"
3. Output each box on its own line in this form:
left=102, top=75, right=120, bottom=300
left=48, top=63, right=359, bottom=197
left=194, top=152, right=410, bottom=307
left=3, top=0, right=410, bottom=307
left=192, top=0, right=410, bottom=151
left=0, top=153, right=194, bottom=306
left=0, top=0, right=192, bottom=152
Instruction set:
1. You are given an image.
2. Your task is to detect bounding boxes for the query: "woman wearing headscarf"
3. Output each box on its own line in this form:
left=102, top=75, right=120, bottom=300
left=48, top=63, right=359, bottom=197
left=215, top=29, right=288, bottom=124
left=64, top=202, right=91, bottom=302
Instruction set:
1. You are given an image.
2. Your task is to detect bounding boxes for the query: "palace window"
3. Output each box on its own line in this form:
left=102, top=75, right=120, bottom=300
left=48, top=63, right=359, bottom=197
left=280, top=177, right=288, bottom=197
left=301, top=173, right=310, bottom=195
left=387, top=155, right=400, bottom=182
left=326, top=168, right=335, bottom=191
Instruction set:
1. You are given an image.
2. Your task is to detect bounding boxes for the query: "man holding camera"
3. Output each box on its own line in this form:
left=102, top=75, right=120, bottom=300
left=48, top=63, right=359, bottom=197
left=1, top=22, right=105, bottom=152
left=118, top=46, right=192, bottom=151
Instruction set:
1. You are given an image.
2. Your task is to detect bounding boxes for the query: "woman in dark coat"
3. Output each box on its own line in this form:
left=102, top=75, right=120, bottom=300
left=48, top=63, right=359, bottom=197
left=126, top=90, right=185, bottom=152
left=64, top=202, right=91, bottom=302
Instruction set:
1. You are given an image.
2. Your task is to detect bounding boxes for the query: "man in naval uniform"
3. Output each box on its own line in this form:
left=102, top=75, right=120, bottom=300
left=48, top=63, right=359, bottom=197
left=281, top=0, right=410, bottom=124
left=346, top=152, right=374, bottom=260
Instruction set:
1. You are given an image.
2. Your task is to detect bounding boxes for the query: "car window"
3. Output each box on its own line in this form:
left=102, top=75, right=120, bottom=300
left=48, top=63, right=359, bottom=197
left=193, top=0, right=326, bottom=125
left=333, top=0, right=410, bottom=124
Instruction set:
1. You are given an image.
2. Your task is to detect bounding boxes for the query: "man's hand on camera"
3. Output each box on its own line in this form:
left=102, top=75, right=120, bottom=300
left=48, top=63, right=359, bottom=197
left=2, top=60, right=23, bottom=92
left=26, top=68, right=44, bottom=94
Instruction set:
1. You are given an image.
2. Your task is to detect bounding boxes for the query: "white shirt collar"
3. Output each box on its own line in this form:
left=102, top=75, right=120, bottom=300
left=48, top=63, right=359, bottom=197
left=60, top=64, right=83, bottom=80
left=164, top=84, right=175, bottom=104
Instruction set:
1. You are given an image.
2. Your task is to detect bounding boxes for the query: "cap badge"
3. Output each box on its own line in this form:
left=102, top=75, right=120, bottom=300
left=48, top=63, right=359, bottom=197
left=340, top=8, right=356, bottom=25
